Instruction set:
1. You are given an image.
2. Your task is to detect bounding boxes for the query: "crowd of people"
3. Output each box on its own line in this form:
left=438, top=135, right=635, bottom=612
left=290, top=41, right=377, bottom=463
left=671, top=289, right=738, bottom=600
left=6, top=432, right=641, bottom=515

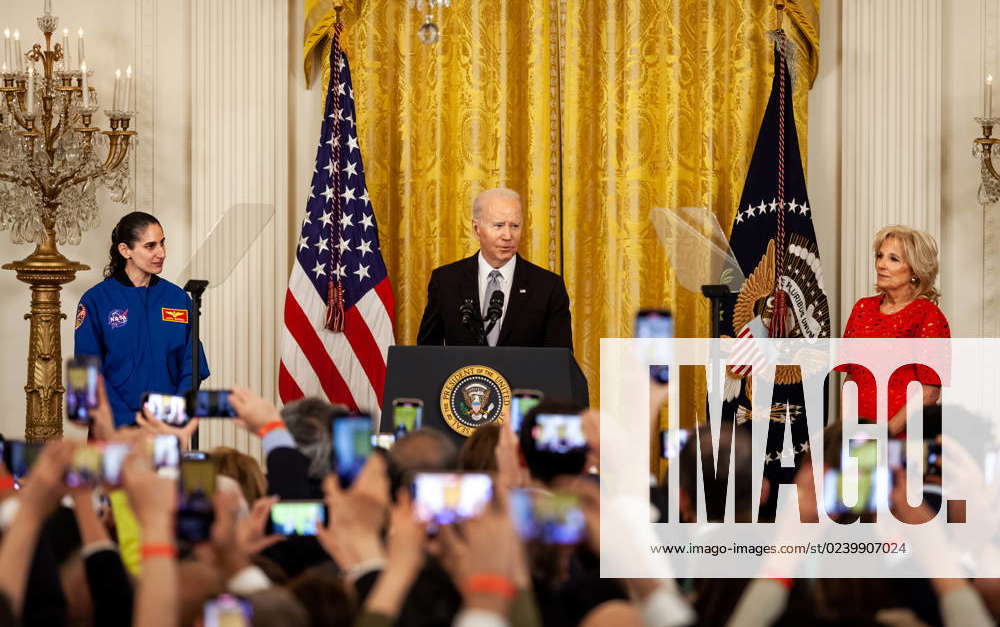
left=0, top=375, right=995, bottom=627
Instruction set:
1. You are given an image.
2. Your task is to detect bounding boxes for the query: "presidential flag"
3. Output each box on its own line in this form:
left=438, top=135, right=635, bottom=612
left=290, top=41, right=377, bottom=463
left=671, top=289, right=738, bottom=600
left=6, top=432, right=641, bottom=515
left=723, top=33, right=830, bottom=474
left=279, top=24, right=395, bottom=415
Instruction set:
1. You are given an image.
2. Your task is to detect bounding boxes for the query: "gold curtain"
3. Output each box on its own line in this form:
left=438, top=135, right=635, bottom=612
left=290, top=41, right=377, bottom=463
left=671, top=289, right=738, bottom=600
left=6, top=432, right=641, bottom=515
left=305, top=0, right=819, bottom=411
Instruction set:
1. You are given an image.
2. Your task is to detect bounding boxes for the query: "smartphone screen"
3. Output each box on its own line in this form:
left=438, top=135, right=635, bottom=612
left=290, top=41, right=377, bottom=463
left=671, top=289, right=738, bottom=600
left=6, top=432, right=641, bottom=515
left=142, top=392, right=190, bottom=426
left=204, top=594, right=253, bottom=627
left=371, top=433, right=396, bottom=449
left=823, top=466, right=892, bottom=517
left=267, top=501, right=326, bottom=536
left=660, top=428, right=691, bottom=460
left=533, top=414, right=587, bottom=454
left=635, top=309, right=674, bottom=338
left=509, top=489, right=586, bottom=544
left=331, top=415, right=373, bottom=487
left=635, top=309, right=673, bottom=384
left=4, top=441, right=42, bottom=480
left=153, top=435, right=181, bottom=479
left=178, top=455, right=216, bottom=543
left=181, top=456, right=217, bottom=498
left=187, top=390, right=237, bottom=418
left=66, top=357, right=101, bottom=425
left=102, top=442, right=130, bottom=487
left=412, top=472, right=493, bottom=526
left=887, top=440, right=904, bottom=469
left=510, top=389, right=542, bottom=434
left=65, top=446, right=102, bottom=488
left=392, top=399, right=423, bottom=437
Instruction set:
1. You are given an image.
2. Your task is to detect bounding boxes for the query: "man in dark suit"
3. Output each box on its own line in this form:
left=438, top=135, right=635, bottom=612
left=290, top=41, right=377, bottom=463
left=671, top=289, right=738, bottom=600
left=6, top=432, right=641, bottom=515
left=417, top=188, right=573, bottom=349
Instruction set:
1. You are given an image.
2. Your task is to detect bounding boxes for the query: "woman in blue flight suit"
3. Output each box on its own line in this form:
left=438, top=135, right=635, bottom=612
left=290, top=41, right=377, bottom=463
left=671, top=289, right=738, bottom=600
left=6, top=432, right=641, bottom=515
left=74, top=212, right=209, bottom=427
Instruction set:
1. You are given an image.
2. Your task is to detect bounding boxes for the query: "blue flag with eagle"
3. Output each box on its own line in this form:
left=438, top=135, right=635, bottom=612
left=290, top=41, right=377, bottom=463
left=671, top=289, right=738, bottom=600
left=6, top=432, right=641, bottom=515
left=722, top=33, right=830, bottom=488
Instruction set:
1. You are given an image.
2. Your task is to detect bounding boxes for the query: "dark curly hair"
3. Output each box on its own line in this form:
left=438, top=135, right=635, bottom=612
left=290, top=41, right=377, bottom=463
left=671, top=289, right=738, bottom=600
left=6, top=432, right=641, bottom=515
left=104, top=211, right=161, bottom=278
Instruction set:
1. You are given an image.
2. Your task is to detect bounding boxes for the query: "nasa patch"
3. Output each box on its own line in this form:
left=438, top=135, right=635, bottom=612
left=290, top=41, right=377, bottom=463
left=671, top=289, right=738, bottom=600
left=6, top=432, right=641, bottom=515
left=107, top=308, right=129, bottom=329
left=75, top=304, right=87, bottom=329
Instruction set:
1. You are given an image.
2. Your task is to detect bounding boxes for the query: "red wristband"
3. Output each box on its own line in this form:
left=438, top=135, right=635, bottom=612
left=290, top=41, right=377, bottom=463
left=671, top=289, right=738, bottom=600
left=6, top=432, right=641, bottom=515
left=464, top=574, right=518, bottom=601
left=0, top=475, right=14, bottom=491
left=257, top=420, right=285, bottom=438
left=140, top=543, right=177, bottom=560
left=770, top=577, right=794, bottom=590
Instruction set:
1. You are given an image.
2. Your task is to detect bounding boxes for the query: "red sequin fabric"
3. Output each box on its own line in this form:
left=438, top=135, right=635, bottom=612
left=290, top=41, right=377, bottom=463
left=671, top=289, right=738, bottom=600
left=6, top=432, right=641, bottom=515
left=840, top=296, right=951, bottom=423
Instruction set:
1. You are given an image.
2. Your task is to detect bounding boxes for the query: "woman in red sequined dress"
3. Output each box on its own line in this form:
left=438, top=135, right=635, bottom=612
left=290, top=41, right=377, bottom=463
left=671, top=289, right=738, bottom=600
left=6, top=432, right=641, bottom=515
left=841, top=225, right=950, bottom=436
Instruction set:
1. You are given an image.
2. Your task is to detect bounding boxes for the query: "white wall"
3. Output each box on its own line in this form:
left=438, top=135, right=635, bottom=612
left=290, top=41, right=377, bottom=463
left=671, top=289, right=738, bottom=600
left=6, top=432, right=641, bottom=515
left=810, top=0, right=987, bottom=338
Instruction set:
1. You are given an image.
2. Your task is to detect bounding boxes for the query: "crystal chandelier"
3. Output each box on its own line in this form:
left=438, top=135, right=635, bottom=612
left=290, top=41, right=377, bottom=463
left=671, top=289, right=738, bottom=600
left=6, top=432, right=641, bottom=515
left=0, top=0, right=137, bottom=441
left=409, top=0, right=450, bottom=45
left=0, top=3, right=136, bottom=246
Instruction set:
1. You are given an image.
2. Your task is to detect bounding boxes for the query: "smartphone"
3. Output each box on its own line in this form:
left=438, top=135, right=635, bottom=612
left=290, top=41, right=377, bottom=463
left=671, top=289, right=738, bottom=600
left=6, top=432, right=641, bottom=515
left=141, top=392, right=190, bottom=426
left=886, top=440, right=904, bottom=470
left=178, top=453, right=216, bottom=543
left=266, top=500, right=327, bottom=536
left=392, top=398, right=423, bottom=437
left=4, top=441, right=42, bottom=480
left=153, top=434, right=181, bottom=479
left=65, top=446, right=102, bottom=488
left=635, top=309, right=673, bottom=384
left=66, top=357, right=101, bottom=425
left=509, top=489, right=586, bottom=544
left=102, top=442, right=130, bottom=487
left=186, top=389, right=237, bottom=418
left=181, top=453, right=217, bottom=498
left=411, top=472, right=493, bottom=526
left=823, top=466, right=892, bottom=517
left=176, top=492, right=214, bottom=544
left=203, top=594, right=253, bottom=627
left=660, top=428, right=691, bottom=460
left=510, top=389, right=543, bottom=434
left=635, top=309, right=674, bottom=338
left=926, top=440, right=942, bottom=477
left=371, top=433, right=396, bottom=449
left=532, top=414, right=587, bottom=454
left=331, top=415, right=373, bottom=487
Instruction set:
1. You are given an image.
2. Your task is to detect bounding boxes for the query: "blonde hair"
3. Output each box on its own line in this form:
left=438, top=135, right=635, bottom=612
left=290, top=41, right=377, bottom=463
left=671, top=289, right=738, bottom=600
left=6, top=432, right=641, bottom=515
left=872, top=225, right=940, bottom=304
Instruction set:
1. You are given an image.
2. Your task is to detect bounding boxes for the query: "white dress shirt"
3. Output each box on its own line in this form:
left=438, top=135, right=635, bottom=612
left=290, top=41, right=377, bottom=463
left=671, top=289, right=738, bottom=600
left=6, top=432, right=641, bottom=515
left=478, top=252, right=516, bottom=333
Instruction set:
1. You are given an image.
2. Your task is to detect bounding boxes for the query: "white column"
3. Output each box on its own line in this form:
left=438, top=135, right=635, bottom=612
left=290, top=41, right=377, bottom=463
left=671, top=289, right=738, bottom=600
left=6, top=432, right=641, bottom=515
left=841, top=0, right=942, bottom=319
left=191, top=0, right=288, bottom=460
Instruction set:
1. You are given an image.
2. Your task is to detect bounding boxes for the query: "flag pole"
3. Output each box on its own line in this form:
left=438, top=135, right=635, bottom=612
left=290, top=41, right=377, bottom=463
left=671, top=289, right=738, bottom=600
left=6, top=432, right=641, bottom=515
left=774, top=0, right=785, bottom=31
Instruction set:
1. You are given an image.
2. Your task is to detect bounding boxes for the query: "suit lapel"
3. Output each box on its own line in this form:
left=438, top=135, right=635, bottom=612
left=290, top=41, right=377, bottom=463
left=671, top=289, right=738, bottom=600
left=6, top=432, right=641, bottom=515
left=497, top=255, right=528, bottom=345
left=462, top=253, right=481, bottom=315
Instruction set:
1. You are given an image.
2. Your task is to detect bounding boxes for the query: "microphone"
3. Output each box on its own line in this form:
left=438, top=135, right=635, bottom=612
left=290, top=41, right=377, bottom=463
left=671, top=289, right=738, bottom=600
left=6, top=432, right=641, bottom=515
left=459, top=298, right=477, bottom=327
left=486, top=290, right=504, bottom=323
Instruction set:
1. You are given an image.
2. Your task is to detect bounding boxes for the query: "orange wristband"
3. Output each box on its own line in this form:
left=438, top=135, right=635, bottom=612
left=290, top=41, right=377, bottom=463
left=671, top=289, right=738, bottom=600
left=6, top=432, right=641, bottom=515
left=464, top=574, right=518, bottom=601
left=140, top=543, right=177, bottom=560
left=770, top=577, right=794, bottom=590
left=257, top=420, right=285, bottom=438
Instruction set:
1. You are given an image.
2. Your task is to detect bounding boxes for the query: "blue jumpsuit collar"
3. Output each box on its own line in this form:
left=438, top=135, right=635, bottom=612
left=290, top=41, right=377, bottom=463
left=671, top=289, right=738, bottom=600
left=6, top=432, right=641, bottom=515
left=112, top=268, right=161, bottom=289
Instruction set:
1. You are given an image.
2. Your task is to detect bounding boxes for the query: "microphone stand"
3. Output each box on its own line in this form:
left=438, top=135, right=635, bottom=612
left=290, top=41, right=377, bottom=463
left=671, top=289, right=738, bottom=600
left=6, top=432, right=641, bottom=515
left=184, top=279, right=209, bottom=449
left=460, top=298, right=487, bottom=345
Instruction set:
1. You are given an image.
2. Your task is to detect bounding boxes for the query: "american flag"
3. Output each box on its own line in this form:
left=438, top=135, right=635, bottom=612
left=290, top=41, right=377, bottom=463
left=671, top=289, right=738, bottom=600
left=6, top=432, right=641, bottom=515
left=279, top=25, right=395, bottom=416
left=728, top=322, right=766, bottom=378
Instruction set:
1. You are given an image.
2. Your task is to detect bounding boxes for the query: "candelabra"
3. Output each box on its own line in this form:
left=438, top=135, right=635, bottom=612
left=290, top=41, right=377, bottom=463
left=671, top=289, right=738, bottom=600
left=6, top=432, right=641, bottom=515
left=975, top=117, right=1000, bottom=205
left=409, top=0, right=451, bottom=45
left=0, top=8, right=136, bottom=440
